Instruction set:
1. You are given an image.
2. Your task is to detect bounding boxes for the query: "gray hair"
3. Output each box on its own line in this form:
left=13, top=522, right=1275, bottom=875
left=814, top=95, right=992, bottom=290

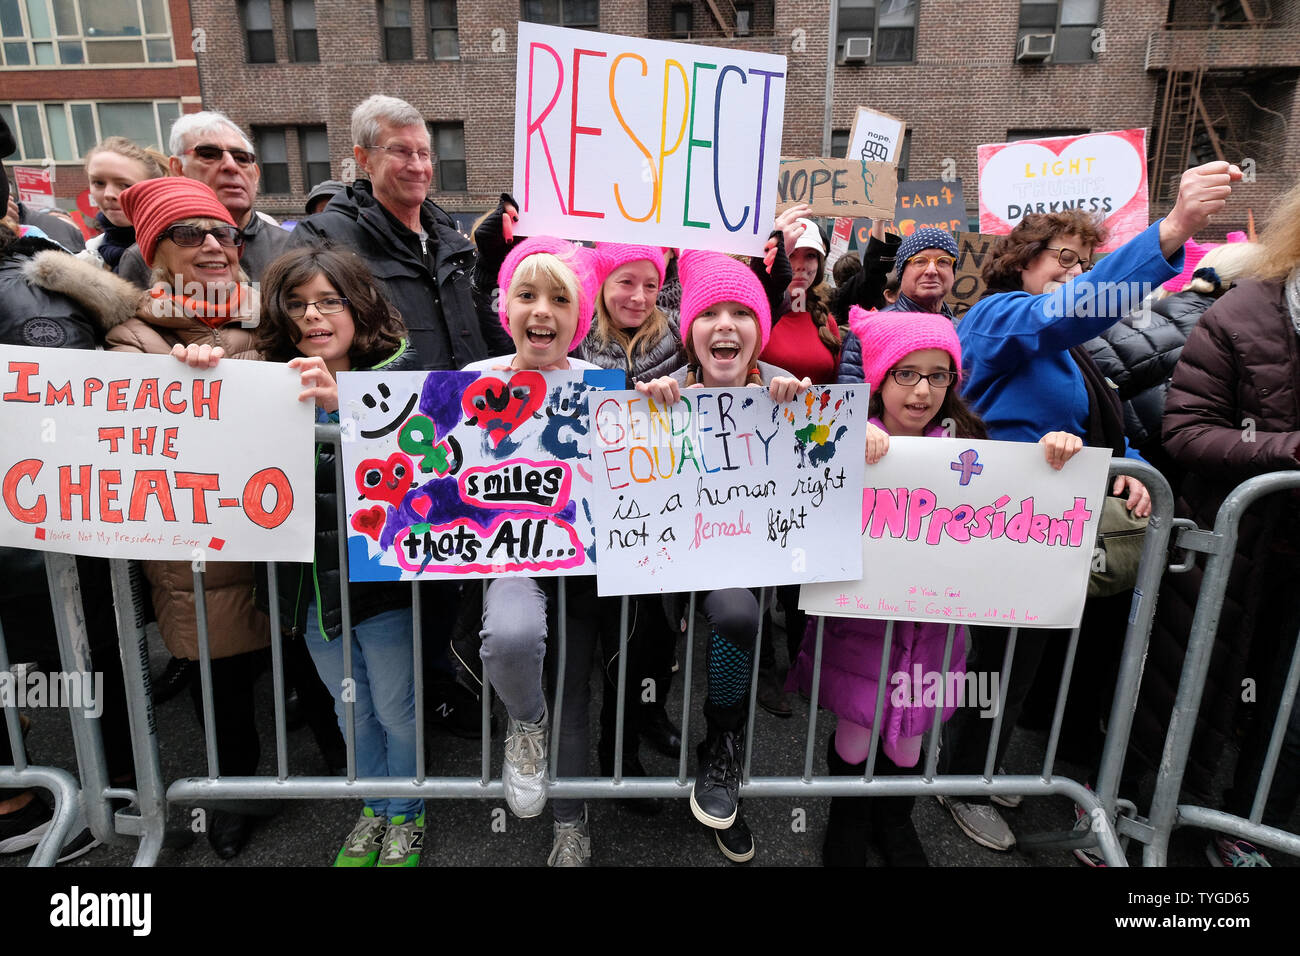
left=169, top=110, right=253, bottom=159
left=351, top=95, right=425, bottom=147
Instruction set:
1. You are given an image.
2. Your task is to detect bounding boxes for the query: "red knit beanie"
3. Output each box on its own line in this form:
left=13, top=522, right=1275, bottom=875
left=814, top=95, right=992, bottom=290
left=120, top=177, right=236, bottom=267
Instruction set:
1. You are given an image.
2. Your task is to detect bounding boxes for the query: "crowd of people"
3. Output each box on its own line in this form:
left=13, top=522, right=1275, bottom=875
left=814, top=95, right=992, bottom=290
left=1, top=95, right=1297, bottom=870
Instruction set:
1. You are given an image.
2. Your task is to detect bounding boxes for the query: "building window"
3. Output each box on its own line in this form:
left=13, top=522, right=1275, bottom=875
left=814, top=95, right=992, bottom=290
left=670, top=3, right=690, bottom=36
left=299, top=126, right=330, bottom=190
left=735, top=2, right=753, bottom=36
left=521, top=0, right=598, bottom=30
left=286, top=0, right=318, bottom=62
left=830, top=129, right=850, bottom=159
left=380, top=0, right=412, bottom=60
left=1018, top=0, right=1102, bottom=63
left=0, top=0, right=174, bottom=67
left=896, top=128, right=911, bottom=181
left=431, top=122, right=465, bottom=191
left=837, top=0, right=916, bottom=64
left=253, top=127, right=290, bottom=193
left=427, top=0, right=458, bottom=59
left=240, top=0, right=275, bottom=63
left=0, top=99, right=179, bottom=161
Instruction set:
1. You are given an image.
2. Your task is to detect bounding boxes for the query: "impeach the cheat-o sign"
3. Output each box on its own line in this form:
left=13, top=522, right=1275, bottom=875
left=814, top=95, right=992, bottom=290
left=0, top=346, right=314, bottom=562
left=513, top=23, right=787, bottom=255
left=977, top=128, right=1148, bottom=253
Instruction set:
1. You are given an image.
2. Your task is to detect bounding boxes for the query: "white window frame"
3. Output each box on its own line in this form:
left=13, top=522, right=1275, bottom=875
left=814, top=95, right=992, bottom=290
left=0, top=98, right=181, bottom=163
left=0, top=0, right=175, bottom=68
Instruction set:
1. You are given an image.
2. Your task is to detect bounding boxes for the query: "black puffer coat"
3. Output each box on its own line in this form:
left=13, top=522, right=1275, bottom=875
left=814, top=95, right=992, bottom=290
left=1128, top=278, right=1300, bottom=799
left=268, top=341, right=423, bottom=641
left=290, top=181, right=512, bottom=369
left=1083, top=288, right=1221, bottom=489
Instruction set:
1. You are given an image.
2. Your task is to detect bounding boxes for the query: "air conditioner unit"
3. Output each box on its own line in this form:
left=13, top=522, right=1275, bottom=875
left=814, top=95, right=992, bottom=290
left=843, top=36, right=872, bottom=61
left=1016, top=33, right=1055, bottom=62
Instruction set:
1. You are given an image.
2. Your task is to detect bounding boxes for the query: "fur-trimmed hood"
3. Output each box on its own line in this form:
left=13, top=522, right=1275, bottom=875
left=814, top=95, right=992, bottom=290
left=15, top=241, right=143, bottom=332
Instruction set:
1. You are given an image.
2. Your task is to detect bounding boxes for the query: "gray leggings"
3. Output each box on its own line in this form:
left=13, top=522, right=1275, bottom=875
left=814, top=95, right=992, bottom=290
left=479, top=577, right=550, bottom=724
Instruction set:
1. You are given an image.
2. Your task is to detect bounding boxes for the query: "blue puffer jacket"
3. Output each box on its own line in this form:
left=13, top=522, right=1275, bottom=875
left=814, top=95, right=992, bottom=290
left=957, top=220, right=1182, bottom=450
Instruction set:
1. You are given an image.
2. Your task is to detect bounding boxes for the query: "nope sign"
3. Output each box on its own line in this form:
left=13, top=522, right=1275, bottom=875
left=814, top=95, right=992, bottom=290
left=513, top=23, right=787, bottom=255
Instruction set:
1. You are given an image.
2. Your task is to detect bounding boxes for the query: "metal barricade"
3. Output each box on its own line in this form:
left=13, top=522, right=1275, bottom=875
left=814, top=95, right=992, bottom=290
left=1142, top=471, right=1300, bottom=866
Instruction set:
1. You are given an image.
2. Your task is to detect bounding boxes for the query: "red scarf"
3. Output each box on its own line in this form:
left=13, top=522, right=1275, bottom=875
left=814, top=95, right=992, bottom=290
left=148, top=282, right=246, bottom=330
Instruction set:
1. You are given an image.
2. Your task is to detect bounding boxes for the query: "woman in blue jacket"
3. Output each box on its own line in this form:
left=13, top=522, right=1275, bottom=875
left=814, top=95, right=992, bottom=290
left=942, top=161, right=1240, bottom=862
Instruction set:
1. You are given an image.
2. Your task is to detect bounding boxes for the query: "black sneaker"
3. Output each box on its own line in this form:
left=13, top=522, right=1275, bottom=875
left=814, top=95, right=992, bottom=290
left=0, top=797, right=52, bottom=854
left=715, top=811, right=755, bottom=863
left=152, top=656, right=195, bottom=706
left=691, top=730, right=742, bottom=829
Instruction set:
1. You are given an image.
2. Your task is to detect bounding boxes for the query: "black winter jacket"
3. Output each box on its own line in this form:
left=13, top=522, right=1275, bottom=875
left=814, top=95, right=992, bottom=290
left=290, top=181, right=512, bottom=369
left=268, top=341, right=423, bottom=641
left=1082, top=289, right=1219, bottom=469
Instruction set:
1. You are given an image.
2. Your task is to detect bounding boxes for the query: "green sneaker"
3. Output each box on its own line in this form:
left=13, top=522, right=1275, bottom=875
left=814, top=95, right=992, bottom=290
left=334, top=807, right=386, bottom=867
left=376, top=812, right=425, bottom=868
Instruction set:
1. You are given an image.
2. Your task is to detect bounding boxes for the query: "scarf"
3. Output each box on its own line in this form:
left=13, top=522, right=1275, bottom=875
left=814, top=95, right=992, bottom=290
left=148, top=282, right=247, bottom=330
left=94, top=211, right=135, bottom=270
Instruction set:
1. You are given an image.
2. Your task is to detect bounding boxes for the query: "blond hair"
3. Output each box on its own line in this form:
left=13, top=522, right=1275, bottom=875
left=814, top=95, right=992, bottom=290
left=84, top=136, right=168, bottom=180
left=1250, top=187, right=1300, bottom=281
left=1187, top=242, right=1262, bottom=293
left=589, top=276, right=671, bottom=362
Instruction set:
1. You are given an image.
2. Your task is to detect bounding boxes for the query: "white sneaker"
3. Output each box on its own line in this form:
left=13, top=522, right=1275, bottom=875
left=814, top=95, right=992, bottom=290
left=503, top=705, right=549, bottom=818
left=547, top=811, right=591, bottom=867
left=938, top=795, right=1016, bottom=851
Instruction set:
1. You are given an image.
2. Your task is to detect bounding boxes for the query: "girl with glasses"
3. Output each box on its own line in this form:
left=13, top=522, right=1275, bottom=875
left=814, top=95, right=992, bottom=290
left=786, top=307, right=1081, bottom=867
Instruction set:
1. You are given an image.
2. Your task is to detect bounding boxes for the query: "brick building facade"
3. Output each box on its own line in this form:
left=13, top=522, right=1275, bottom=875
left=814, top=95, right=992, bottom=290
left=1, top=0, right=201, bottom=222
left=10, top=2, right=1297, bottom=239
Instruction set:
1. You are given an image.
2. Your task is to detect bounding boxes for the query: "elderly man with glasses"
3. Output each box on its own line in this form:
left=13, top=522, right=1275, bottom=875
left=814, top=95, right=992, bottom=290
left=289, top=94, right=510, bottom=369
left=838, top=227, right=960, bottom=384
left=118, top=111, right=289, bottom=288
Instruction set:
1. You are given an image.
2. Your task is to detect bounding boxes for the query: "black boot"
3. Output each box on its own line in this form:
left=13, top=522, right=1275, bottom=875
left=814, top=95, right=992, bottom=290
left=869, top=751, right=929, bottom=867
left=639, top=702, right=682, bottom=758
left=823, top=733, right=871, bottom=867
left=598, top=739, right=663, bottom=817
left=691, top=701, right=745, bottom=829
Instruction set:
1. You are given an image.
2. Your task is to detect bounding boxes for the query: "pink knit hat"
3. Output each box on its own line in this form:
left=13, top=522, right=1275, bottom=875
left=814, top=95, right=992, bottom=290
left=1161, top=231, right=1248, bottom=293
left=676, top=250, right=772, bottom=352
left=497, top=236, right=600, bottom=350
left=120, top=177, right=237, bottom=267
left=594, top=242, right=667, bottom=286
left=849, top=306, right=962, bottom=393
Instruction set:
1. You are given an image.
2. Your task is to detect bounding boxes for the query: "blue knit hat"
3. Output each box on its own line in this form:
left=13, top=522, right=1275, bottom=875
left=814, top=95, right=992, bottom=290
left=894, top=228, right=959, bottom=276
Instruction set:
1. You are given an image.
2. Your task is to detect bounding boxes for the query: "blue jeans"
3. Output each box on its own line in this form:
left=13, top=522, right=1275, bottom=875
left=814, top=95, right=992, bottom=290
left=305, top=603, right=422, bottom=819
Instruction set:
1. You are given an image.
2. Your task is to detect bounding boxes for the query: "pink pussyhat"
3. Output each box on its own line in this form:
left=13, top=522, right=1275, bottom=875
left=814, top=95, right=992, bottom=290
left=1162, top=231, right=1249, bottom=293
left=593, top=242, right=667, bottom=286
left=676, top=250, right=772, bottom=351
left=849, top=305, right=962, bottom=394
left=497, top=236, right=601, bottom=350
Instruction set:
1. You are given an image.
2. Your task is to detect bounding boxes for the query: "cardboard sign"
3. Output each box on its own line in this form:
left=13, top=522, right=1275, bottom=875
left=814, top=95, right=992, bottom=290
left=947, top=231, right=997, bottom=319
left=0, top=346, right=314, bottom=562
left=846, top=106, right=905, bottom=165
left=338, top=367, right=621, bottom=581
left=977, top=129, right=1149, bottom=252
left=892, top=178, right=965, bottom=235
left=776, top=157, right=896, bottom=220
left=800, top=437, right=1112, bottom=630
left=513, top=22, right=787, bottom=255
left=14, top=167, right=54, bottom=206
left=589, top=384, right=868, bottom=595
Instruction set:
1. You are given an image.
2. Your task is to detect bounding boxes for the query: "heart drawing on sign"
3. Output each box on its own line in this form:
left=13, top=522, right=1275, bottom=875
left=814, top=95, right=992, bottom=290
left=461, top=370, right=546, bottom=446
left=979, top=133, right=1144, bottom=243
left=355, top=452, right=416, bottom=509
left=351, top=505, right=387, bottom=541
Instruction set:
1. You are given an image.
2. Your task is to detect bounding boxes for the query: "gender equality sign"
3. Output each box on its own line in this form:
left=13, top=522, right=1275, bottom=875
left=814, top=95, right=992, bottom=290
left=590, top=385, right=868, bottom=595
left=0, top=346, right=314, bottom=562
left=338, top=367, right=620, bottom=581
left=977, top=128, right=1148, bottom=253
left=800, top=438, right=1111, bottom=630
left=513, top=23, right=787, bottom=255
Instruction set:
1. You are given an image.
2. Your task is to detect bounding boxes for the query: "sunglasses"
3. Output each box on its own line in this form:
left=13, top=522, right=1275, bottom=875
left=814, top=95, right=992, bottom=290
left=185, top=144, right=257, bottom=167
left=159, top=224, right=244, bottom=248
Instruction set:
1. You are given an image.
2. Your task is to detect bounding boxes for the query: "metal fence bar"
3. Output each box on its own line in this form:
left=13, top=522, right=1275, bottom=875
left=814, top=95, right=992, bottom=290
left=412, top=582, right=425, bottom=783
left=801, top=615, right=827, bottom=781
left=923, top=623, right=958, bottom=780
left=864, top=620, right=894, bottom=781
left=191, top=570, right=219, bottom=779
left=612, top=595, right=629, bottom=785
left=1248, top=626, right=1300, bottom=824
left=742, top=588, right=766, bottom=785
left=549, top=579, right=567, bottom=784
left=982, top=628, right=1018, bottom=780
left=675, top=593, right=696, bottom=786
left=331, top=436, right=357, bottom=783
left=1144, top=470, right=1300, bottom=866
left=480, top=580, right=491, bottom=787
left=266, top=563, right=289, bottom=781
left=1040, top=624, right=1082, bottom=781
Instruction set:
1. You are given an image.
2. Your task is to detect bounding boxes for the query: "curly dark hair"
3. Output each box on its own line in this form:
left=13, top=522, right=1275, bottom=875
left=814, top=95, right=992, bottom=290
left=256, top=245, right=407, bottom=368
left=981, top=210, right=1108, bottom=293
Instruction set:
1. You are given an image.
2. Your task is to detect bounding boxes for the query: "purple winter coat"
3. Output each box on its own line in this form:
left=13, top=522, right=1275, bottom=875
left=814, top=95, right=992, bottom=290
left=786, top=419, right=968, bottom=744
